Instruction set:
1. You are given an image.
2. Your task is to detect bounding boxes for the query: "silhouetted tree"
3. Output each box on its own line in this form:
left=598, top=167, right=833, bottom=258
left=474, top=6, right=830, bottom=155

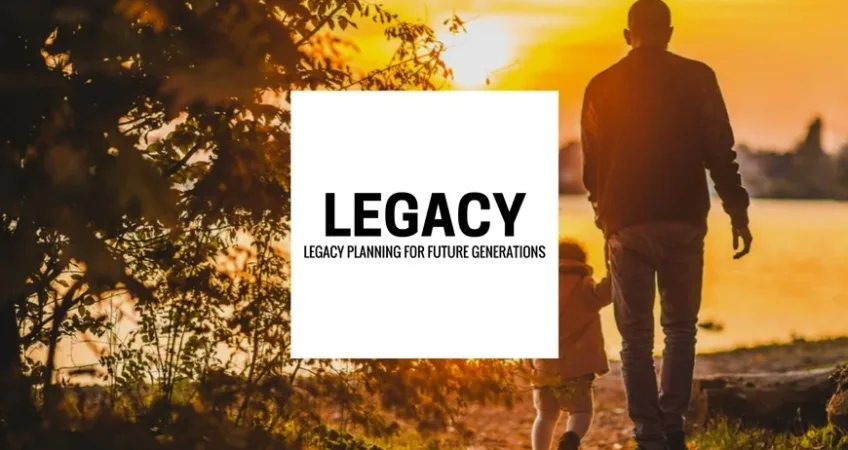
left=734, top=118, right=843, bottom=200
left=836, top=143, right=848, bottom=198
left=797, top=117, right=825, bottom=156
left=1, top=1, right=518, bottom=446
left=788, top=117, right=838, bottom=199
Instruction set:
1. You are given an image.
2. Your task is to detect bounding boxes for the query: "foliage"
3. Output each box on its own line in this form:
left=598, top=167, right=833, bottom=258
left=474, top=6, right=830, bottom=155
left=0, top=0, right=520, bottom=448
left=735, top=118, right=848, bottom=200
left=828, top=364, right=848, bottom=435
left=831, top=364, right=848, bottom=393
left=691, top=418, right=848, bottom=450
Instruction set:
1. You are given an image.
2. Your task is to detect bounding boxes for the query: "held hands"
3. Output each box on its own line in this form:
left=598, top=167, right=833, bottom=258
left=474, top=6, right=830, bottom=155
left=594, top=276, right=613, bottom=309
left=732, top=226, right=753, bottom=259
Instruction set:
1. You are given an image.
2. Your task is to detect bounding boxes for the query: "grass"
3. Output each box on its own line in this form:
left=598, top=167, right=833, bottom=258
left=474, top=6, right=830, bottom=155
left=376, top=418, right=848, bottom=450
left=689, top=419, right=848, bottom=450
left=375, top=431, right=468, bottom=450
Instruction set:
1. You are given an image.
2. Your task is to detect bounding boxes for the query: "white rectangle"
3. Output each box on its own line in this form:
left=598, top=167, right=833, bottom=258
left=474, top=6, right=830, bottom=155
left=290, top=90, right=560, bottom=359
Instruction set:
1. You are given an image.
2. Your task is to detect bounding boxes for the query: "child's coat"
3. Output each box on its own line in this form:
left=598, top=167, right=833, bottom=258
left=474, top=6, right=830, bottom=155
left=534, top=260, right=611, bottom=384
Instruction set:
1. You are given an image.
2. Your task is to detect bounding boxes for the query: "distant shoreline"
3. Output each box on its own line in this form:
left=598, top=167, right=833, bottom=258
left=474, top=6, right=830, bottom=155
left=699, top=334, right=848, bottom=357
left=602, top=335, right=848, bottom=376
left=559, top=190, right=848, bottom=202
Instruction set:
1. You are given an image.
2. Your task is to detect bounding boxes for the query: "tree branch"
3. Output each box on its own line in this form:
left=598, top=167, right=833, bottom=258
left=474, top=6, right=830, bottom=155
left=338, top=53, right=434, bottom=91
left=165, top=143, right=204, bottom=177
left=42, top=278, right=87, bottom=428
left=295, top=2, right=347, bottom=47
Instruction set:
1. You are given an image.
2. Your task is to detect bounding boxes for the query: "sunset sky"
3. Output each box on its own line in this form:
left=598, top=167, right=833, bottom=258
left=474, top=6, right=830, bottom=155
left=356, top=0, right=848, bottom=152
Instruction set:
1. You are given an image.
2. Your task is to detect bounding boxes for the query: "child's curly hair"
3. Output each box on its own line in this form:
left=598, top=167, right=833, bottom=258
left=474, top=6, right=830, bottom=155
left=559, top=238, right=588, bottom=263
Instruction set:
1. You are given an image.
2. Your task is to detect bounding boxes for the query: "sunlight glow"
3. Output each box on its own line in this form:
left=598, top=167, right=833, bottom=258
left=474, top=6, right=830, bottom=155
left=437, top=17, right=517, bottom=89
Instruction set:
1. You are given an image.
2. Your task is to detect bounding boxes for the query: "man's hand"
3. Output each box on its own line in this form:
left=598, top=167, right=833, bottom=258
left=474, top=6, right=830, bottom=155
left=732, top=226, right=753, bottom=259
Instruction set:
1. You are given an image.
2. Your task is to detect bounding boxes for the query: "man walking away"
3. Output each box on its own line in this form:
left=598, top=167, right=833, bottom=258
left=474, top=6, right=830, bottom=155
left=580, top=1, right=753, bottom=449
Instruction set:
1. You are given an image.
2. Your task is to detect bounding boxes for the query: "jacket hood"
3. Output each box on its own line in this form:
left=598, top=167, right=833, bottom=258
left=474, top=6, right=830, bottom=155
left=559, top=259, right=592, bottom=276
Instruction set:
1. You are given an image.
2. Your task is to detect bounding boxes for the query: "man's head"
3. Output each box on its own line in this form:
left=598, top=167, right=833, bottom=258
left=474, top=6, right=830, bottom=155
left=625, top=0, right=673, bottom=49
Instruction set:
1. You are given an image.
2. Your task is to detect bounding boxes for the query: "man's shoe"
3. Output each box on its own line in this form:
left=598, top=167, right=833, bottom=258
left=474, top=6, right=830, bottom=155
left=557, top=431, right=581, bottom=450
left=666, top=430, right=687, bottom=450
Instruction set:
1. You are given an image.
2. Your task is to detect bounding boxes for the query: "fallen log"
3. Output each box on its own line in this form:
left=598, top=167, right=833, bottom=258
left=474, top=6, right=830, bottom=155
left=686, top=367, right=837, bottom=432
left=828, top=364, right=848, bottom=434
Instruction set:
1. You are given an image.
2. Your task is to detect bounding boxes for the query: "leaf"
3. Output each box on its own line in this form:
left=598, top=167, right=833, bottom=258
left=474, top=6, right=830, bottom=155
left=108, top=147, right=178, bottom=227
left=338, top=16, right=348, bottom=30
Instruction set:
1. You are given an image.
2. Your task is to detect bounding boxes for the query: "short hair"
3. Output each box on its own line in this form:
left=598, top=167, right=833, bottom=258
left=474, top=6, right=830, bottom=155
left=628, top=0, right=672, bottom=34
left=559, top=239, right=588, bottom=264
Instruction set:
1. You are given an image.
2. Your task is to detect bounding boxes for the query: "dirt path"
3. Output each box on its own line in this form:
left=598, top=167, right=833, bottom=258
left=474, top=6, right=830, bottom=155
left=462, top=337, right=848, bottom=449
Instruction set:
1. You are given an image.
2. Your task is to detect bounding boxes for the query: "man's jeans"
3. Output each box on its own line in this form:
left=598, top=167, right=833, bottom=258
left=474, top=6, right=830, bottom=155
left=607, top=222, right=706, bottom=450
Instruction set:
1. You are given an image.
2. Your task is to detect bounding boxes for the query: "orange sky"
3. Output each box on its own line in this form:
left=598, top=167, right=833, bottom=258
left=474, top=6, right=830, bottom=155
left=357, top=0, right=848, bottom=152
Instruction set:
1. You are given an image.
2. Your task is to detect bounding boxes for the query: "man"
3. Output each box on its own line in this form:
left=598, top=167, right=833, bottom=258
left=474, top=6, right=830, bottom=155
left=580, top=1, right=753, bottom=449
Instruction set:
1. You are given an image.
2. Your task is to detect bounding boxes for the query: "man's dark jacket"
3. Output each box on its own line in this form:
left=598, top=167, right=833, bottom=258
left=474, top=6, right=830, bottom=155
left=581, top=47, right=750, bottom=236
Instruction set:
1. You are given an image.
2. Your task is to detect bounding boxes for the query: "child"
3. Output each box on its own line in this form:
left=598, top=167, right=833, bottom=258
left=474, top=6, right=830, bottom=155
left=531, top=239, right=612, bottom=450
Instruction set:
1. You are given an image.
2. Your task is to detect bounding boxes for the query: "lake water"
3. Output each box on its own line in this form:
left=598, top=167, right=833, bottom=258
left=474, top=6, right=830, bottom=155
left=51, top=197, right=848, bottom=378
left=559, top=195, right=848, bottom=356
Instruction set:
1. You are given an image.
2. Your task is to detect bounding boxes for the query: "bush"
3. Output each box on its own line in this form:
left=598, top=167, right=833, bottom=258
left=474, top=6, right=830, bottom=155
left=691, top=418, right=848, bottom=450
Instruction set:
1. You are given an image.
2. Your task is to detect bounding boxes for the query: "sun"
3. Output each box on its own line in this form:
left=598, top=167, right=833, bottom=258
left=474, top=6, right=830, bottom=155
left=436, top=17, right=517, bottom=89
